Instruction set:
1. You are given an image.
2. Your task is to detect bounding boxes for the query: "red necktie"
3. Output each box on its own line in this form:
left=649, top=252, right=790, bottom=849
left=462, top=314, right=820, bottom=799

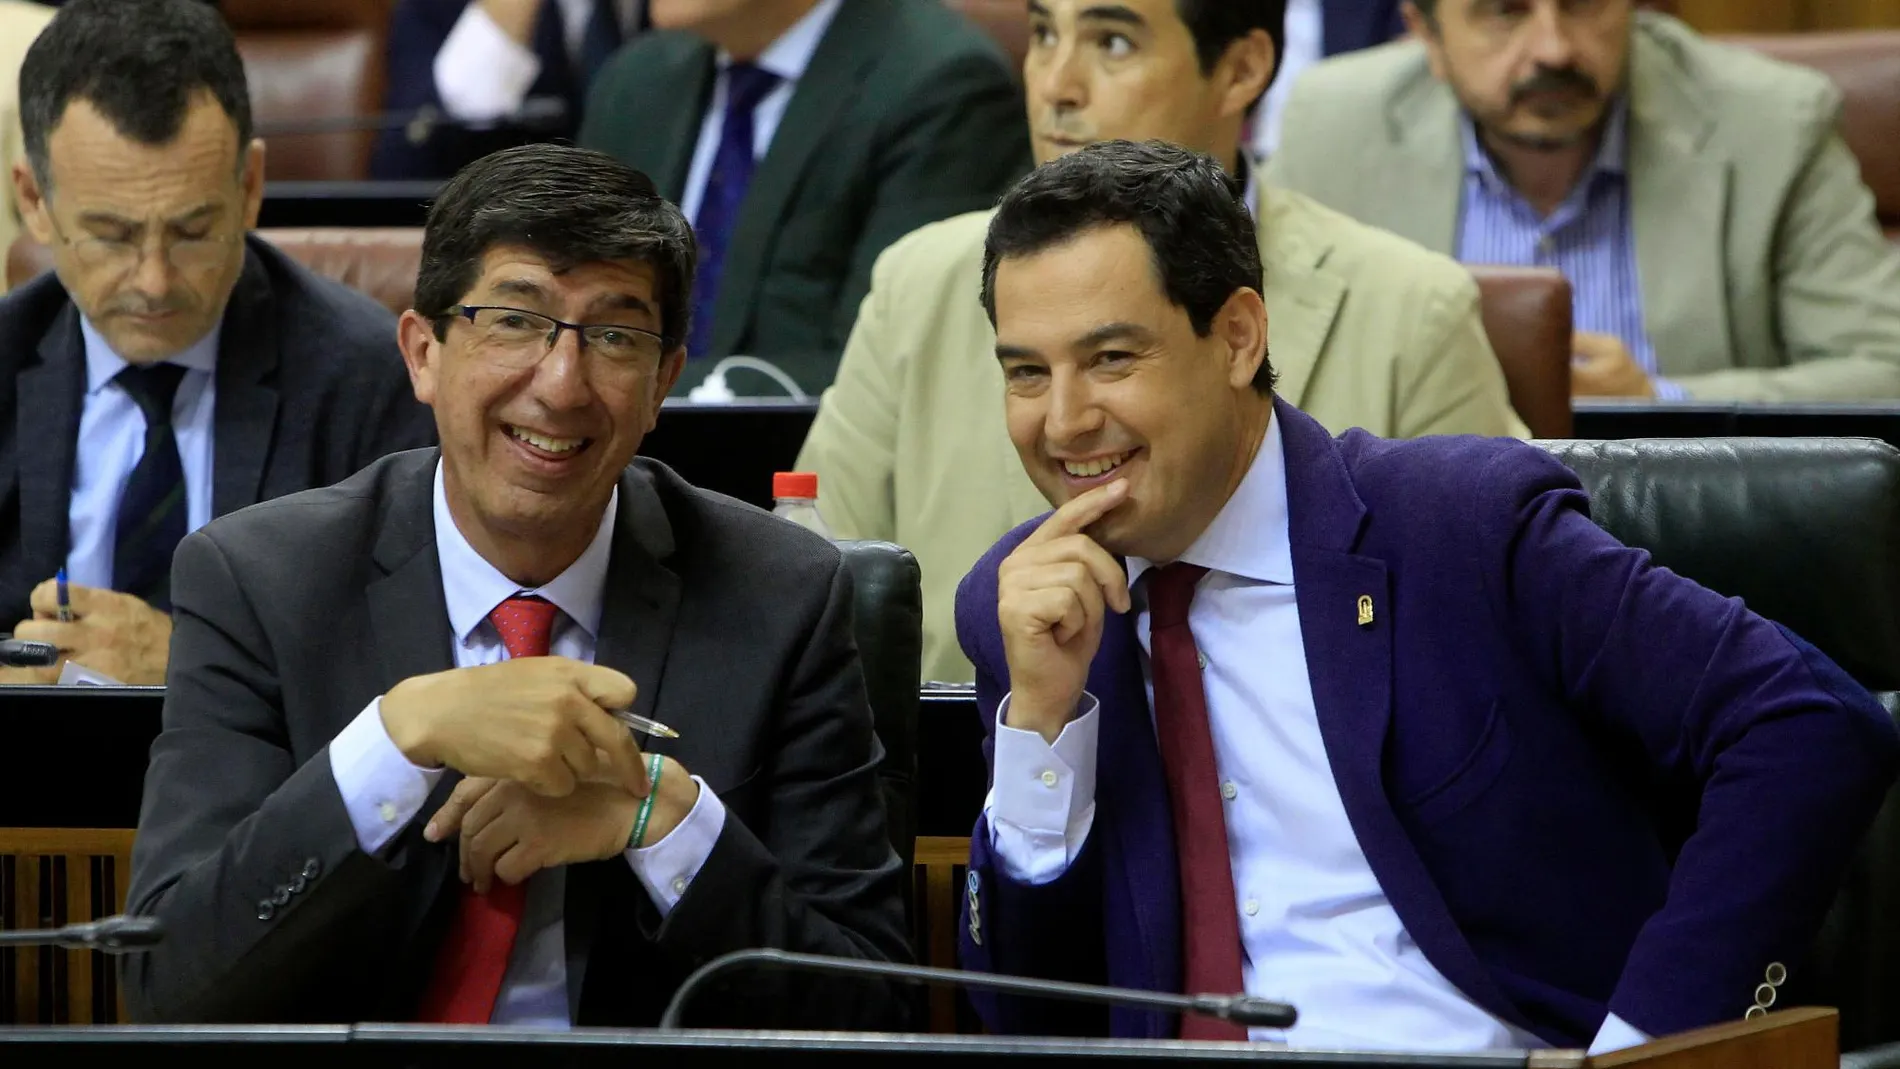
left=414, top=595, right=560, bottom=1024
left=1148, top=564, right=1249, bottom=1041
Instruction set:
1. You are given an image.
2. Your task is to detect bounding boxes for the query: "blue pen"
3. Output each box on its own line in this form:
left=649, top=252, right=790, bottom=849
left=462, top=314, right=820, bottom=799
left=56, top=567, right=72, bottom=623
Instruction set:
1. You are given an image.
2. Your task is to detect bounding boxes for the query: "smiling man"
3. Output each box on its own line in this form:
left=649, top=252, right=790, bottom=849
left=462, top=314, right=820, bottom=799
left=0, top=0, right=432, bottom=684
left=955, top=140, right=1897, bottom=1051
left=123, top=144, right=910, bottom=1027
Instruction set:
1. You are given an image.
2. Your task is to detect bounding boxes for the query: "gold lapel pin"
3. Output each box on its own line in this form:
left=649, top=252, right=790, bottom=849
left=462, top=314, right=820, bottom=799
left=1357, top=595, right=1375, bottom=628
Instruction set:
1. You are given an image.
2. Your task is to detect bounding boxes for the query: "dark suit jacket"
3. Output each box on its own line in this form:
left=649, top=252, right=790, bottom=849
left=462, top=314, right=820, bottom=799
left=1323, top=0, right=1405, bottom=56
left=123, top=449, right=912, bottom=1027
left=579, top=0, right=1031, bottom=396
left=954, top=400, right=1900, bottom=1046
left=0, top=235, right=433, bottom=627
left=372, top=0, right=649, bottom=180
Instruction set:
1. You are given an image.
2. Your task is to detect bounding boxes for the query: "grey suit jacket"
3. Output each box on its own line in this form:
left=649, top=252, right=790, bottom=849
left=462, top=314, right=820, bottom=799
left=0, top=235, right=435, bottom=626
left=1268, top=11, right=1900, bottom=401
left=123, top=449, right=911, bottom=1027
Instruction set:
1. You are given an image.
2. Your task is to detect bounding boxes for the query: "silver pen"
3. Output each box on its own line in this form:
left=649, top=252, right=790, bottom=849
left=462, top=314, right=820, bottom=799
left=612, top=708, right=681, bottom=740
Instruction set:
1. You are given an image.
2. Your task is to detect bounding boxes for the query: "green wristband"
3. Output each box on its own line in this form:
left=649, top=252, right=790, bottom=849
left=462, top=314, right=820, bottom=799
left=629, top=752, right=664, bottom=850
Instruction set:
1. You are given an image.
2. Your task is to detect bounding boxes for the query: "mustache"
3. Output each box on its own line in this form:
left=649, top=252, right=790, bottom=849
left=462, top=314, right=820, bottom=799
left=106, top=295, right=192, bottom=317
left=1510, top=66, right=1599, bottom=105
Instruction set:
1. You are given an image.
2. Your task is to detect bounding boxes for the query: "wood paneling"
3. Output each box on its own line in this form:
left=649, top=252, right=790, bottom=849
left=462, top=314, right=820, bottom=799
left=1668, top=0, right=1900, bottom=32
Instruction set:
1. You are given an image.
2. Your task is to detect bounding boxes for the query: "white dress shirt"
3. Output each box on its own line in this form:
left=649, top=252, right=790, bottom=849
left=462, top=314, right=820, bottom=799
left=65, top=317, right=218, bottom=590
left=677, top=0, right=842, bottom=225
left=326, top=461, right=727, bottom=1027
left=984, top=417, right=1648, bottom=1055
left=434, top=0, right=644, bottom=123
left=1253, top=0, right=1323, bottom=158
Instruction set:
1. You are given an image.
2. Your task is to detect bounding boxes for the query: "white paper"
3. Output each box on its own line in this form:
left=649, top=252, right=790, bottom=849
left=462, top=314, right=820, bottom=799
left=58, top=661, right=124, bottom=686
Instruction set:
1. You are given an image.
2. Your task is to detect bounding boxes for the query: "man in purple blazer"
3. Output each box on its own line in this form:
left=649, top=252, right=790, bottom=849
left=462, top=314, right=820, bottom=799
left=954, top=140, right=1900, bottom=1053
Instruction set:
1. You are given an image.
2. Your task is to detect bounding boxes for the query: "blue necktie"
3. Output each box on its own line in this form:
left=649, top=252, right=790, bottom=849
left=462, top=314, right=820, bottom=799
left=111, top=363, right=188, bottom=613
left=689, top=62, right=781, bottom=359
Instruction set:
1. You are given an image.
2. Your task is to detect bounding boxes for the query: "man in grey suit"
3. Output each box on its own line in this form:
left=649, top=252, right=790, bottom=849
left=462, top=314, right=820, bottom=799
left=0, top=0, right=432, bottom=684
left=1268, top=1, right=1900, bottom=402
left=124, top=143, right=911, bottom=1028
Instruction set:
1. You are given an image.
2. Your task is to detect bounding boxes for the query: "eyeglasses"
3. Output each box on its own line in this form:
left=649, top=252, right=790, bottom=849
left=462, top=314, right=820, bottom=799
left=45, top=214, right=239, bottom=275
left=440, top=305, right=672, bottom=369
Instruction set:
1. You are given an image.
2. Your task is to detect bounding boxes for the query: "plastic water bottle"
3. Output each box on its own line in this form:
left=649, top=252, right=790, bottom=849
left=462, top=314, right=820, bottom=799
left=772, top=472, right=833, bottom=539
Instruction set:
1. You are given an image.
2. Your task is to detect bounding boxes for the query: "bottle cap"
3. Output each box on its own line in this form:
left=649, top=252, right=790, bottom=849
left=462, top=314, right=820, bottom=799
left=773, top=472, right=818, bottom=499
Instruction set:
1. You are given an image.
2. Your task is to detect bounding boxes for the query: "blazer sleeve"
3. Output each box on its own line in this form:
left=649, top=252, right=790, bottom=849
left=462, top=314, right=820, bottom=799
left=1672, top=129, right=1900, bottom=401
left=792, top=245, right=910, bottom=543
left=123, top=529, right=436, bottom=1022
left=1477, top=446, right=1900, bottom=1037
left=953, top=551, right=1111, bottom=1037
left=636, top=556, right=914, bottom=1030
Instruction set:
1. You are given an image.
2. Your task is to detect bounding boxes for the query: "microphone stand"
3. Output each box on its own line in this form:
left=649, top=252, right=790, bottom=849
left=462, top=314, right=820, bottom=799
left=0, top=915, right=165, bottom=953
left=658, top=947, right=1296, bottom=1032
left=0, top=636, right=57, bottom=667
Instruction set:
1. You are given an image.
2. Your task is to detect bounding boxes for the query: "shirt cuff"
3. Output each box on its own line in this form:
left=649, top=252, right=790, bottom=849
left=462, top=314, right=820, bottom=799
left=327, top=696, right=446, bottom=856
left=624, top=774, right=726, bottom=916
left=1588, top=1013, right=1652, bottom=1055
left=1651, top=375, right=1689, bottom=401
left=983, top=693, right=1100, bottom=885
left=433, top=2, right=545, bottom=122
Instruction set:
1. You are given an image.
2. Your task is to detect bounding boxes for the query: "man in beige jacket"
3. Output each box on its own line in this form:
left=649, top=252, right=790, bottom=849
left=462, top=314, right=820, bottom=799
left=797, top=0, right=1525, bottom=683
left=1268, top=3, right=1900, bottom=402
left=1, top=1, right=54, bottom=293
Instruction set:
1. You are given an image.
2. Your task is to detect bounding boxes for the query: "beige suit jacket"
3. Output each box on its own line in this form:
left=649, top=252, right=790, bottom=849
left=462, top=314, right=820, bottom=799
left=797, top=186, right=1525, bottom=682
left=1268, top=11, right=1900, bottom=402
left=0, top=1, right=53, bottom=295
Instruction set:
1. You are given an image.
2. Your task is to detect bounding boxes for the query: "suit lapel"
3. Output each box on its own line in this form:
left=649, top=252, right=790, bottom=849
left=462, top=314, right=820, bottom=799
left=365, top=452, right=456, bottom=724
left=1277, top=400, right=1527, bottom=1030
left=709, top=0, right=876, bottom=356
left=15, top=307, right=85, bottom=592
left=1256, top=188, right=1346, bottom=410
left=1382, top=77, right=1466, bottom=255
left=210, top=245, right=281, bottom=517
left=1626, top=38, right=1731, bottom=378
left=651, top=47, right=717, bottom=200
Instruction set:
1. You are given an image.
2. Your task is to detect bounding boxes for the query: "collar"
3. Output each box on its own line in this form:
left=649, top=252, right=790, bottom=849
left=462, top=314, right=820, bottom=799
left=79, top=315, right=221, bottom=396
left=432, top=460, right=618, bottom=646
left=1127, top=412, right=1293, bottom=591
left=1460, top=94, right=1631, bottom=192
left=720, top=0, right=842, bottom=82
left=1236, top=151, right=1261, bottom=215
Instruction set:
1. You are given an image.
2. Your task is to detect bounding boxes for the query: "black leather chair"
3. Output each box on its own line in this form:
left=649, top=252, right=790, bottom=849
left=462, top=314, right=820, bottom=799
left=836, top=540, right=923, bottom=888
left=1540, top=437, right=1900, bottom=1052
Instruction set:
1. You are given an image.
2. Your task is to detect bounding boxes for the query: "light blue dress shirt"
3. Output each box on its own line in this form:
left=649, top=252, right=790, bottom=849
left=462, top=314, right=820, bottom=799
left=65, top=317, right=219, bottom=591
left=327, top=462, right=727, bottom=1027
left=1455, top=99, right=1684, bottom=399
left=677, top=0, right=843, bottom=225
left=985, top=417, right=1649, bottom=1055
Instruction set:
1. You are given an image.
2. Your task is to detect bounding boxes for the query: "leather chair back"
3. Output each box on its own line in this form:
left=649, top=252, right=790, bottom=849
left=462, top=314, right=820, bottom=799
left=1540, top=437, right=1900, bottom=1051
left=942, top=0, right=1030, bottom=75
left=1471, top=266, right=1574, bottom=439
left=1720, top=30, right=1900, bottom=242
left=225, top=0, right=395, bottom=181
left=836, top=540, right=923, bottom=881
left=7, top=228, right=424, bottom=315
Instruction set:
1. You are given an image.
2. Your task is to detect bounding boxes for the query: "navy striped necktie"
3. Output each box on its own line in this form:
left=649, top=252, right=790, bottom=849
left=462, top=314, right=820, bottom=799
left=111, top=362, right=189, bottom=612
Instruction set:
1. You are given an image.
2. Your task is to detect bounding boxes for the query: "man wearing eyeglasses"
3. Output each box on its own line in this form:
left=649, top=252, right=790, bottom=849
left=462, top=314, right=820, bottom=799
left=0, top=0, right=433, bottom=684
left=122, top=142, right=910, bottom=1026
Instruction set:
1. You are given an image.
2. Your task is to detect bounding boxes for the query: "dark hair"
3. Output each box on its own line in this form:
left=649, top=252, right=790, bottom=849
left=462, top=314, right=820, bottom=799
left=981, top=140, right=1275, bottom=393
left=417, top=145, right=697, bottom=349
left=1178, top=0, right=1287, bottom=102
left=20, top=0, right=253, bottom=186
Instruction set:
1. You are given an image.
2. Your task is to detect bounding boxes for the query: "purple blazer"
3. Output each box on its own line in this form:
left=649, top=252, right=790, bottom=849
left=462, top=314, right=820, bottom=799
left=954, top=400, right=1899, bottom=1047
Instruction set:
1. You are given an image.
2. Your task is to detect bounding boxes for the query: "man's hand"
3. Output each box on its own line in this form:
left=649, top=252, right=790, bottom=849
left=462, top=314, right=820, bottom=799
left=381, top=658, right=647, bottom=798
left=997, top=480, right=1131, bottom=744
left=1572, top=331, right=1658, bottom=399
left=10, top=580, right=172, bottom=685
left=426, top=755, right=701, bottom=892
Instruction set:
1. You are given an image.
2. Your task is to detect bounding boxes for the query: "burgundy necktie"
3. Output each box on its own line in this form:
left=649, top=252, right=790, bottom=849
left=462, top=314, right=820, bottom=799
left=414, top=595, right=560, bottom=1023
left=1148, top=563, right=1249, bottom=1041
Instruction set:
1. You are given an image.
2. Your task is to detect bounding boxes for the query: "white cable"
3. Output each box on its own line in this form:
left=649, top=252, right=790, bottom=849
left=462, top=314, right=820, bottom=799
left=686, top=355, right=810, bottom=403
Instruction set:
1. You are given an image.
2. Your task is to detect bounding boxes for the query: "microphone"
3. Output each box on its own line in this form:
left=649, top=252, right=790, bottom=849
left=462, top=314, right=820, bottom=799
left=0, top=914, right=164, bottom=953
left=253, top=96, right=572, bottom=145
left=0, top=636, right=57, bottom=667
left=657, top=947, right=1297, bottom=1032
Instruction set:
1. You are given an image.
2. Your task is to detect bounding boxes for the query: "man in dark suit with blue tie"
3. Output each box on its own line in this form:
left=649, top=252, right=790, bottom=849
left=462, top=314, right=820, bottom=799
left=954, top=140, right=1900, bottom=1052
left=373, top=0, right=650, bottom=181
left=0, top=0, right=431, bottom=684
